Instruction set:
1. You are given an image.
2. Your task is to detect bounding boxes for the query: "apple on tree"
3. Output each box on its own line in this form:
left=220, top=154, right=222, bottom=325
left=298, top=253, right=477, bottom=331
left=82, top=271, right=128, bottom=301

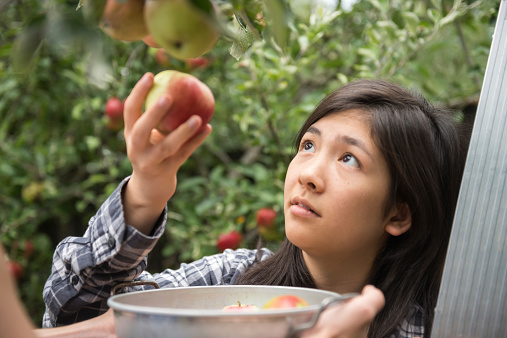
left=216, top=230, right=243, bottom=252
left=185, top=57, right=211, bottom=71
left=105, top=97, right=124, bottom=120
left=143, top=0, right=220, bottom=60
left=256, top=208, right=282, bottom=241
left=256, top=208, right=277, bottom=227
left=105, top=97, right=125, bottom=131
left=262, top=295, right=309, bottom=309
left=100, top=0, right=148, bottom=41
left=21, top=181, right=45, bottom=203
left=12, top=239, right=34, bottom=258
left=142, top=34, right=161, bottom=48
left=145, top=70, right=215, bottom=134
left=155, top=49, right=172, bottom=68
left=6, top=260, right=23, bottom=282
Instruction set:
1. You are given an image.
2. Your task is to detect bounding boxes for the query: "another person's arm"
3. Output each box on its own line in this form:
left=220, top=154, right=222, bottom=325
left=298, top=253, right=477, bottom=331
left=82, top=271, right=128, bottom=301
left=0, top=244, right=37, bottom=338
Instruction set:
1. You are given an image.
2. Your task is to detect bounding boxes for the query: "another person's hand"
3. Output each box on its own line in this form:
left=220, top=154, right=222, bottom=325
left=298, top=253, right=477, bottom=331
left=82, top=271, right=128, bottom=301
left=34, top=308, right=116, bottom=338
left=121, top=72, right=212, bottom=234
left=302, top=285, right=385, bottom=338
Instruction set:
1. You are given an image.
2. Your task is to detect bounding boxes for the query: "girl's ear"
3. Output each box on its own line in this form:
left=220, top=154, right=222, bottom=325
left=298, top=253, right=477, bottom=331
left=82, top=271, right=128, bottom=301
left=385, top=202, right=412, bottom=236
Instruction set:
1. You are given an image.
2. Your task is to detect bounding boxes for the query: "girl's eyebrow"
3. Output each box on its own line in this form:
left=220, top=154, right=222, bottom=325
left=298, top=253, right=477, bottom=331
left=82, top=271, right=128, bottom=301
left=306, top=126, right=374, bottom=160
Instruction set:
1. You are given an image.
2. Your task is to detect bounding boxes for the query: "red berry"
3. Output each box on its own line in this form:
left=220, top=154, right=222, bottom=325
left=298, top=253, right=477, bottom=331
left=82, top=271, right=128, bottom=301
left=6, top=261, right=23, bottom=281
left=216, top=230, right=243, bottom=252
left=256, top=208, right=277, bottom=227
left=105, top=97, right=124, bottom=120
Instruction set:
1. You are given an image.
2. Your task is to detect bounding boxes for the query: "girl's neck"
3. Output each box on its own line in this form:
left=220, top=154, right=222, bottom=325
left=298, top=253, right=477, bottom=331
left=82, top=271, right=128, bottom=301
left=302, top=251, right=373, bottom=295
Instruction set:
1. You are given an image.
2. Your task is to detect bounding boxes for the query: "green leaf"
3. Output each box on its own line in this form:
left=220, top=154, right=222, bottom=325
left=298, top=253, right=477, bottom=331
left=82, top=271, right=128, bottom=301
left=403, top=12, right=420, bottom=34
left=369, top=0, right=388, bottom=14
left=357, top=47, right=377, bottom=61
left=230, top=25, right=255, bottom=60
left=188, top=0, right=214, bottom=15
left=430, top=0, right=442, bottom=11
left=11, top=26, right=44, bottom=75
left=262, top=0, right=290, bottom=51
left=440, top=10, right=460, bottom=27
left=79, top=0, right=107, bottom=26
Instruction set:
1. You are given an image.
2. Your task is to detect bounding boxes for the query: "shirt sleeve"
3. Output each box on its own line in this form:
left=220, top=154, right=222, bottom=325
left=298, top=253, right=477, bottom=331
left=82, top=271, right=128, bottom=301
left=42, top=177, right=274, bottom=328
left=389, top=303, right=425, bottom=338
left=42, top=177, right=166, bottom=328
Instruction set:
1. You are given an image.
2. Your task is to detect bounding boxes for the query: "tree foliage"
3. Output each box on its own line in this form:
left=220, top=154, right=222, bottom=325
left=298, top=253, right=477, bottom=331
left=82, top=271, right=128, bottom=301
left=0, top=0, right=499, bottom=325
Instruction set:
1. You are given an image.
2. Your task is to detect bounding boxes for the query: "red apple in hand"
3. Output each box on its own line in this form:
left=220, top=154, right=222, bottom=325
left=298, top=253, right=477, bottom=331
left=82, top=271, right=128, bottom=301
left=145, top=70, right=214, bottom=134
left=216, top=230, right=242, bottom=252
left=262, top=295, right=309, bottom=309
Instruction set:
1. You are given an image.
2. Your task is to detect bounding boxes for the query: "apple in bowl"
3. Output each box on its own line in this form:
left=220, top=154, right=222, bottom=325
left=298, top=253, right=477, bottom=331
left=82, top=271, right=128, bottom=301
left=222, top=301, right=259, bottom=312
left=262, top=295, right=309, bottom=309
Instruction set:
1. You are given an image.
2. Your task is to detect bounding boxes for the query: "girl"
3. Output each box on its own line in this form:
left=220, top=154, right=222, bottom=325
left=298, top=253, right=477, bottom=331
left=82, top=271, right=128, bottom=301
left=42, top=73, right=467, bottom=337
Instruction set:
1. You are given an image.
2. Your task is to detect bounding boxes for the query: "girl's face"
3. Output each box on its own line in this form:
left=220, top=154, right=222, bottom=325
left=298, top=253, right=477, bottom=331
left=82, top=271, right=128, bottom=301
left=284, top=110, right=402, bottom=266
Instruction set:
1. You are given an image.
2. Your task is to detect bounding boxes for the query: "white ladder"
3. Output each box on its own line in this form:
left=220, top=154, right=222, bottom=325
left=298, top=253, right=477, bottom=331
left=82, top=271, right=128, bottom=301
left=431, top=0, right=507, bottom=336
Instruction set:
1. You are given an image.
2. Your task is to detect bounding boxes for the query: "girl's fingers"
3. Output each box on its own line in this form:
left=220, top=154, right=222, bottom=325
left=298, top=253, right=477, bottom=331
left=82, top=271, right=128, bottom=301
left=171, top=124, right=213, bottom=166
left=149, top=129, right=166, bottom=145
left=124, top=73, right=154, bottom=137
left=129, top=94, right=173, bottom=148
left=155, top=119, right=211, bottom=164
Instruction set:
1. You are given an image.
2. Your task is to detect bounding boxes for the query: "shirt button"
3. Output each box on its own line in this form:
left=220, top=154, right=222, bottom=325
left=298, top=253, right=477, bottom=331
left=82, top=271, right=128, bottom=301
left=71, top=275, right=79, bottom=286
left=108, top=237, right=116, bottom=249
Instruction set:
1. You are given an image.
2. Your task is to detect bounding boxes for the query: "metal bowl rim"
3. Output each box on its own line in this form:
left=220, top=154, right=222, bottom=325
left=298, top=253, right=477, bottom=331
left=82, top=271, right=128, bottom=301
left=107, top=285, right=341, bottom=318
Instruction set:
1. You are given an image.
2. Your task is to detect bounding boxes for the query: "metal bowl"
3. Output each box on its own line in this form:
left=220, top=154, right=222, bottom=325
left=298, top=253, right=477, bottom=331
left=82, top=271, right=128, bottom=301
left=107, top=285, right=355, bottom=338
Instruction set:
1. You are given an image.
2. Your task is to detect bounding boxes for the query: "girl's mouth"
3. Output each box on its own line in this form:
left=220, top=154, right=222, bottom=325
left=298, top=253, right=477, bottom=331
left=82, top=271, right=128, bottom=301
left=290, top=197, right=320, bottom=217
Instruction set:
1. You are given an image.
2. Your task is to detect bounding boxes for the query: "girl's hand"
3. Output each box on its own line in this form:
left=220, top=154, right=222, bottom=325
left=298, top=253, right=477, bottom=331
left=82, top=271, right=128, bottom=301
left=122, top=72, right=212, bottom=234
left=302, top=285, right=385, bottom=338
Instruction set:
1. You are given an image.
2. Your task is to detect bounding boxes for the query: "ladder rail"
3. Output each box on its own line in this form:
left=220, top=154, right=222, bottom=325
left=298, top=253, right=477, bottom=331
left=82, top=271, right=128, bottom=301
left=431, top=1, right=507, bottom=336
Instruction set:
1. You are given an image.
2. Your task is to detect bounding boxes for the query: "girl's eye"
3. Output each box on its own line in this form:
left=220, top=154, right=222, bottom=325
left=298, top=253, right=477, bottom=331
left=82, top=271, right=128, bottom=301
left=300, top=140, right=315, bottom=152
left=341, top=154, right=360, bottom=168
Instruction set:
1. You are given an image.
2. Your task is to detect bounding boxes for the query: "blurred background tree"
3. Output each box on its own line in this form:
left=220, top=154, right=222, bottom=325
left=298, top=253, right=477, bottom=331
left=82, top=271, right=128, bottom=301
left=0, top=0, right=499, bottom=325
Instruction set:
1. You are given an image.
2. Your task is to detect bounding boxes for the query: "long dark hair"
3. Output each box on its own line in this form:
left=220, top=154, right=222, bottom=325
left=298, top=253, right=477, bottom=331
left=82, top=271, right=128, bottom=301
left=236, top=79, right=468, bottom=337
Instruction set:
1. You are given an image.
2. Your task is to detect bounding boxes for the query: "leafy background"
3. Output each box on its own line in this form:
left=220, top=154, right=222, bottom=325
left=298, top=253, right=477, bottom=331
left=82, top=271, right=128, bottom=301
left=0, top=0, right=499, bottom=325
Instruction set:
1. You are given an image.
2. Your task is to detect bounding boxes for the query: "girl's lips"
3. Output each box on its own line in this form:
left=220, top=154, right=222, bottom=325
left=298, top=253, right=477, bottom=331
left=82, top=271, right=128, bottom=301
left=290, top=197, right=320, bottom=217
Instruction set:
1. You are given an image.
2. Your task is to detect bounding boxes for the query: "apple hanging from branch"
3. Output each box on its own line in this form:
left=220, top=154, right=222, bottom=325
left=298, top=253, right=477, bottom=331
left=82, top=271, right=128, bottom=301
left=145, top=70, right=215, bottom=134
left=256, top=207, right=282, bottom=241
left=143, top=0, right=220, bottom=60
left=100, top=0, right=148, bottom=41
left=216, top=230, right=243, bottom=252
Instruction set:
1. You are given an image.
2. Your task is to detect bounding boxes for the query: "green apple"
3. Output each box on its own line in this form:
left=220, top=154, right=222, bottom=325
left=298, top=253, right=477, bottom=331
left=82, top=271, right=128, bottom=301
left=144, top=0, right=220, bottom=60
left=262, top=295, right=309, bottom=309
left=21, top=181, right=45, bottom=203
left=100, top=0, right=148, bottom=41
left=145, top=70, right=215, bottom=134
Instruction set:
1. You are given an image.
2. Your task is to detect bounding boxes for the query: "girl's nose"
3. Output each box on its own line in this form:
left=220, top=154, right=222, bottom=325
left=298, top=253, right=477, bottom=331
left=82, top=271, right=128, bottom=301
left=298, top=158, right=325, bottom=192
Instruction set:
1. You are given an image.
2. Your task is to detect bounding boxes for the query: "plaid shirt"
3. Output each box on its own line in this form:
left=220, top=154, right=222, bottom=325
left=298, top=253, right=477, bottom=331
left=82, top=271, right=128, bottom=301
left=42, top=178, right=424, bottom=337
